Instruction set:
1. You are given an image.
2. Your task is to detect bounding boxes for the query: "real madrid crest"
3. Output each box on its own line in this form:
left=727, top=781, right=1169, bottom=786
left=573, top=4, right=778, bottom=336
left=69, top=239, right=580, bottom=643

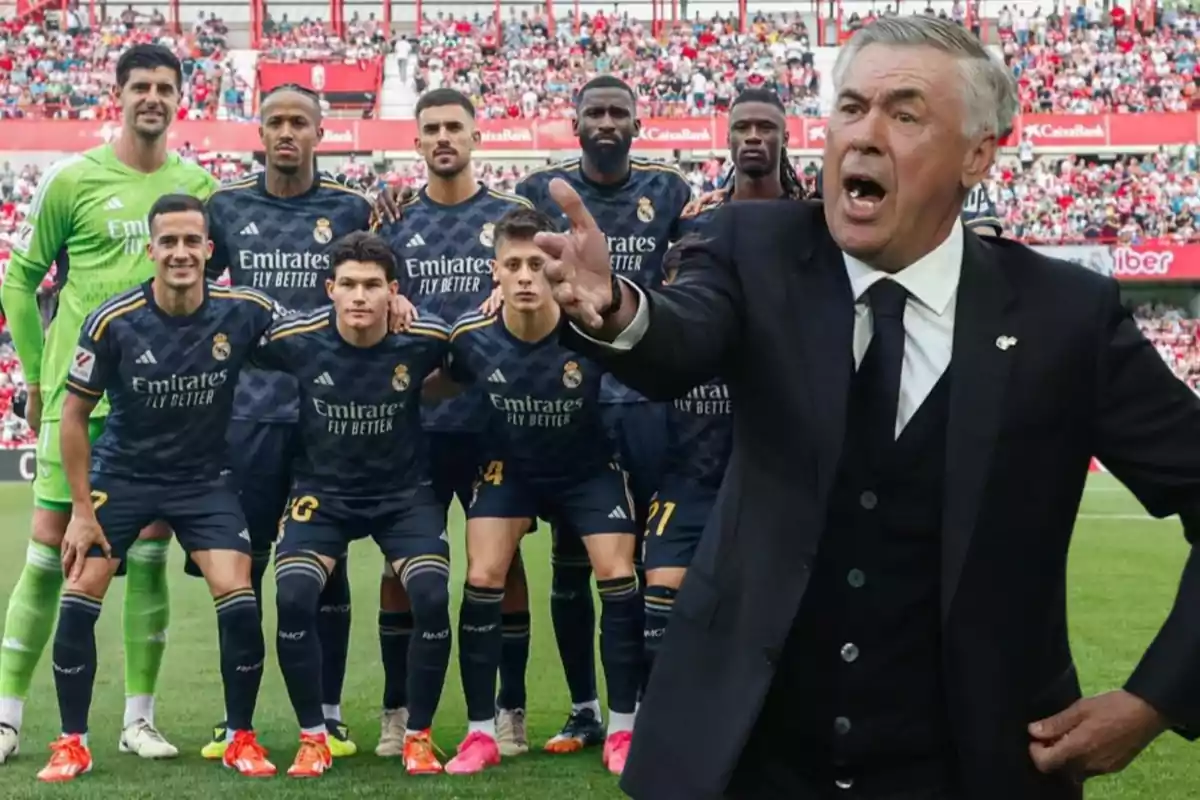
left=392, top=364, right=411, bottom=392
left=636, top=196, right=655, bottom=223
left=313, top=218, right=333, bottom=244
left=212, top=333, right=231, bottom=361
left=480, top=222, right=495, bottom=248
left=562, top=360, right=583, bottom=389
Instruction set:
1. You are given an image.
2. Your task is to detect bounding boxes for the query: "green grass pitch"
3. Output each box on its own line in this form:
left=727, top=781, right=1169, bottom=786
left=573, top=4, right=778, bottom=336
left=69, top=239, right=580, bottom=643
left=0, top=473, right=1195, bottom=798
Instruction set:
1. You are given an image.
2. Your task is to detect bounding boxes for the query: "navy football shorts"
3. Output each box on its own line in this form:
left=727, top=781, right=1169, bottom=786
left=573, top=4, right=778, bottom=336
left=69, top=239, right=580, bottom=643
left=427, top=430, right=482, bottom=516
left=602, top=402, right=668, bottom=522
left=641, top=480, right=718, bottom=571
left=87, top=474, right=251, bottom=562
left=276, top=485, right=448, bottom=565
left=468, top=460, right=638, bottom=537
left=184, top=420, right=294, bottom=578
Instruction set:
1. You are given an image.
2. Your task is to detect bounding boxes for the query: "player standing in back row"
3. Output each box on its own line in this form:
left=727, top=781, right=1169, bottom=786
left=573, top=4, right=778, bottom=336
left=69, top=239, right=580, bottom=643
left=514, top=75, right=692, bottom=753
left=200, top=83, right=390, bottom=759
left=0, top=44, right=218, bottom=765
left=378, top=87, right=534, bottom=758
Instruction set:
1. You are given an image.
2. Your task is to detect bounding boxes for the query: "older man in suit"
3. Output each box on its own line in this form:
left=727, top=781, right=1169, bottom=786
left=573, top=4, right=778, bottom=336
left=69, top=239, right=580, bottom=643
left=532, top=15, right=1200, bottom=800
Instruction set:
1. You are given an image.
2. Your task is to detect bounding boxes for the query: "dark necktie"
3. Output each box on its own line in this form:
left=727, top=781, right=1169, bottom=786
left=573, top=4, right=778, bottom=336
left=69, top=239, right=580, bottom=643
left=857, top=278, right=909, bottom=448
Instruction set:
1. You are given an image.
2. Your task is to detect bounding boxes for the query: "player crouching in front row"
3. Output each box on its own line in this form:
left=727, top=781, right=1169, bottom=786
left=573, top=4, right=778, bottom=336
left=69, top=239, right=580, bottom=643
left=426, top=208, right=642, bottom=776
left=43, top=195, right=279, bottom=782
left=253, top=232, right=454, bottom=778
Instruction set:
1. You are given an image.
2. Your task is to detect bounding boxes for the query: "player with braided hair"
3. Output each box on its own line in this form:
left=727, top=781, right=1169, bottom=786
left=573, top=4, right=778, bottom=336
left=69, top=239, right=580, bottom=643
left=680, top=89, right=807, bottom=227
left=681, top=89, right=811, bottom=221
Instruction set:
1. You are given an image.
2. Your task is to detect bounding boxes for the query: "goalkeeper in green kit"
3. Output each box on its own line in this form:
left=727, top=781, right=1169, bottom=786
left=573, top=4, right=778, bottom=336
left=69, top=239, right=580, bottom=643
left=0, top=44, right=217, bottom=764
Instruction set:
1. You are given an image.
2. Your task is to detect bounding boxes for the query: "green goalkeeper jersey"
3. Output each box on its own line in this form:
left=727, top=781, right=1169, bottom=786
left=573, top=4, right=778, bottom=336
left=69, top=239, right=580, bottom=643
left=2, top=145, right=218, bottom=423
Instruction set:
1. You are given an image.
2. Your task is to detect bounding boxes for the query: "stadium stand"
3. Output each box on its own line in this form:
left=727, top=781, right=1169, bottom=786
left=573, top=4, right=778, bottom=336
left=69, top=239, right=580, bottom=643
left=0, top=10, right=240, bottom=120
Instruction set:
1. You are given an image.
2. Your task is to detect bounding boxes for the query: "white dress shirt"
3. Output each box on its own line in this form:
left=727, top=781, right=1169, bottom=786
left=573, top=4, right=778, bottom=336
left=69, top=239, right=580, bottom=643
left=575, top=220, right=966, bottom=437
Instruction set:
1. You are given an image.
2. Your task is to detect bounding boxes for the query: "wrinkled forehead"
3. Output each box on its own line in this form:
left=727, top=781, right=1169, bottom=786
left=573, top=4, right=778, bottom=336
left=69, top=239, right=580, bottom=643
left=837, top=43, right=962, bottom=108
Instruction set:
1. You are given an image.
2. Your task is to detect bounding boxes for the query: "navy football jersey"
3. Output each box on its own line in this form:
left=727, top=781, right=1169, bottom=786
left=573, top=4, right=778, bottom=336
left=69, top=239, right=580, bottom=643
left=252, top=307, right=450, bottom=498
left=206, top=172, right=376, bottom=424
left=517, top=157, right=692, bottom=404
left=961, top=183, right=1003, bottom=235
left=379, top=183, right=532, bottom=434
left=664, top=380, right=734, bottom=489
left=447, top=311, right=617, bottom=484
left=65, top=282, right=278, bottom=483
left=661, top=203, right=734, bottom=487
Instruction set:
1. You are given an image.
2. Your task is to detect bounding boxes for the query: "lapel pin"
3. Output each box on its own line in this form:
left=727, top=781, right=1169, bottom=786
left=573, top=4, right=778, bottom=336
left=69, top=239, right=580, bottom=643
left=995, top=335, right=1018, bottom=351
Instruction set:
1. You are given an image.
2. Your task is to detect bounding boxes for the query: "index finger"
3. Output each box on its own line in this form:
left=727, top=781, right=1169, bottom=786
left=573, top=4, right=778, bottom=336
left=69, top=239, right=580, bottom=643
left=548, top=178, right=600, bottom=234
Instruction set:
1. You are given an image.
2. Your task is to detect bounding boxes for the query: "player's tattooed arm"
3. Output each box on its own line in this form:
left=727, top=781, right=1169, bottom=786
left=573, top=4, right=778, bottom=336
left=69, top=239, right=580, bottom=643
left=59, top=392, right=111, bottom=578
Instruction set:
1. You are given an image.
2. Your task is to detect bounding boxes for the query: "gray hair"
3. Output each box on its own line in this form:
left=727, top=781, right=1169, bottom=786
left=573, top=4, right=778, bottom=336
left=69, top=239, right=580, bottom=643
left=831, top=16, right=1018, bottom=140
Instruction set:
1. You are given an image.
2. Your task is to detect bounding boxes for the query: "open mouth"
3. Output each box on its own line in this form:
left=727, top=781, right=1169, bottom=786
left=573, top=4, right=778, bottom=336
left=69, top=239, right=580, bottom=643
left=842, top=174, right=888, bottom=218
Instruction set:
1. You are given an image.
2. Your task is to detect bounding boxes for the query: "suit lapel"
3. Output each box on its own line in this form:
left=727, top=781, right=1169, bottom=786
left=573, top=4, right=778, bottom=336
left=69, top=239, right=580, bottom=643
left=789, top=210, right=855, bottom=500
left=941, top=231, right=1018, bottom=620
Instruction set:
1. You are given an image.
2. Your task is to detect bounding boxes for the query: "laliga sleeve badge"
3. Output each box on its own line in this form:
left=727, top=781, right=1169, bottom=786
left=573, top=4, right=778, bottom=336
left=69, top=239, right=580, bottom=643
left=313, top=218, right=334, bottom=244
left=636, top=197, right=655, bottom=223
left=562, top=360, right=583, bottom=389
left=212, top=333, right=231, bottom=361
left=480, top=223, right=495, bottom=247
left=392, top=364, right=411, bottom=391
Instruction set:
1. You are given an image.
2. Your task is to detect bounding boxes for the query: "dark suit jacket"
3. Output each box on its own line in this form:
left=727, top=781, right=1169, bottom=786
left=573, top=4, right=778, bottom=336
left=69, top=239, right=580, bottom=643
left=562, top=200, right=1200, bottom=800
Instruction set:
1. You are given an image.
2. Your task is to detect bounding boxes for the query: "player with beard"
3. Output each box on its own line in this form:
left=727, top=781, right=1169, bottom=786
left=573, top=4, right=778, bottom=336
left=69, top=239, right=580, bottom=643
left=198, top=83, right=414, bottom=760
left=514, top=75, right=692, bottom=755
left=377, top=88, right=534, bottom=758
left=0, top=44, right=217, bottom=765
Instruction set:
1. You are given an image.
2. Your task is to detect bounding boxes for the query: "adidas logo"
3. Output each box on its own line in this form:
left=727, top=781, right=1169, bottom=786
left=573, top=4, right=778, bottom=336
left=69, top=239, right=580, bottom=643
left=487, top=369, right=506, bottom=384
left=406, top=234, right=426, bottom=248
left=313, top=372, right=335, bottom=386
left=135, top=350, right=157, bottom=365
left=240, top=222, right=260, bottom=236
left=608, top=506, right=630, bottom=520
left=104, top=196, right=123, bottom=210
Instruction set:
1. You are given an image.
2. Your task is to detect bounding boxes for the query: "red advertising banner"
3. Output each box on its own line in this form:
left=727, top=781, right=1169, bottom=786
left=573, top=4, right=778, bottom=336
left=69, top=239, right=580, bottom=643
left=0, top=113, right=1196, bottom=153
left=256, top=60, right=383, bottom=95
left=1032, top=242, right=1200, bottom=281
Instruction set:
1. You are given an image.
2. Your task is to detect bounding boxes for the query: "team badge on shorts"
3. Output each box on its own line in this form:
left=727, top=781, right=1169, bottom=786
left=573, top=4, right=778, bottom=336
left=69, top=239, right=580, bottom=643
left=212, top=333, right=231, bottom=361
left=637, top=197, right=656, bottom=223
left=563, top=360, right=583, bottom=389
left=313, top=218, right=334, bottom=244
left=392, top=364, right=411, bottom=392
left=480, top=222, right=495, bottom=247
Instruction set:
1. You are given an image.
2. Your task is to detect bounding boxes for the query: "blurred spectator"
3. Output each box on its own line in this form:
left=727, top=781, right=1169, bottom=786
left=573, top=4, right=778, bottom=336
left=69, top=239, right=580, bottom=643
left=1135, top=303, right=1200, bottom=390
left=1001, top=5, right=1200, bottom=114
left=412, top=9, right=820, bottom=120
left=987, top=148, right=1200, bottom=243
left=0, top=10, right=241, bottom=121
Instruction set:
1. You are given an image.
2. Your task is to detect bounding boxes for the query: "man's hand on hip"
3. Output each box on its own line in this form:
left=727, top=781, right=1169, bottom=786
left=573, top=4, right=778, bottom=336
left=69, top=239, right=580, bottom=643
left=535, top=178, right=620, bottom=331
left=1028, top=690, right=1169, bottom=782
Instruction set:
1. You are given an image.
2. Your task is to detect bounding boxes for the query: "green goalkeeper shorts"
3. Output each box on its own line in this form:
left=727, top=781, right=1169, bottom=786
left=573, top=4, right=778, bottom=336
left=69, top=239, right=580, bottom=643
left=33, top=418, right=106, bottom=513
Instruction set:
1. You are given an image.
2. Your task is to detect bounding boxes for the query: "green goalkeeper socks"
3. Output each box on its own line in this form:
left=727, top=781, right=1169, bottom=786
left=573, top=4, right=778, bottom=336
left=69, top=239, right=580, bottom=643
left=0, top=542, right=64, bottom=718
left=123, top=540, right=171, bottom=702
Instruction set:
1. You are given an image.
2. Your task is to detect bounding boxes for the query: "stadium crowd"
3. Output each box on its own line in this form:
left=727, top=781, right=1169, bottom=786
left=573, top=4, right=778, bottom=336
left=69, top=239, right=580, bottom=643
left=412, top=10, right=822, bottom=119
left=998, top=3, right=1200, bottom=114
left=0, top=10, right=241, bottom=120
